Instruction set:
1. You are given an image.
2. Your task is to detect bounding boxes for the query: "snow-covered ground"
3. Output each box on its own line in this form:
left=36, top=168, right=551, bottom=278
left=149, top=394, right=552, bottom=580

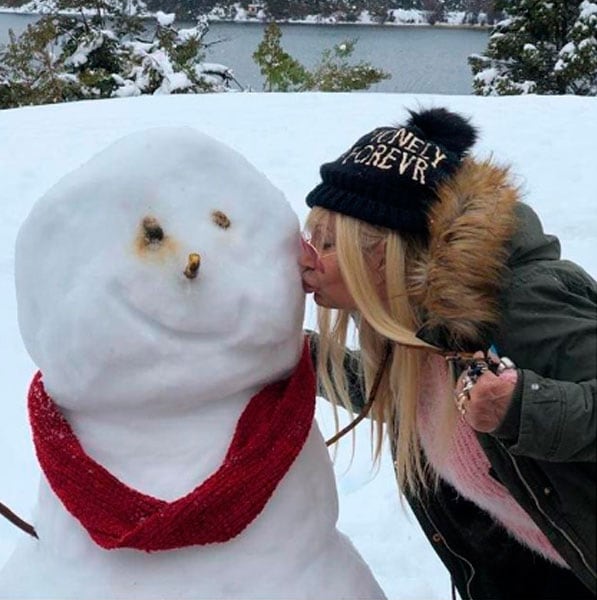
left=0, top=92, right=595, bottom=600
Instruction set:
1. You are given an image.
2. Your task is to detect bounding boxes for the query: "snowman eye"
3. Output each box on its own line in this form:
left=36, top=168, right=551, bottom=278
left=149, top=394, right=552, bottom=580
left=142, top=216, right=164, bottom=245
left=211, top=210, right=231, bottom=229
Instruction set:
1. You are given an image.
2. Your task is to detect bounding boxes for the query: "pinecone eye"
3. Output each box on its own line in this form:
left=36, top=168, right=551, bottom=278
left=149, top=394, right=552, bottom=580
left=142, top=216, right=164, bottom=244
left=211, top=210, right=231, bottom=229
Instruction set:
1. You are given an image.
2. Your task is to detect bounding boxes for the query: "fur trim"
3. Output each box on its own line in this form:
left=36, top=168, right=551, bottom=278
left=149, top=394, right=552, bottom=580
left=412, top=159, right=519, bottom=352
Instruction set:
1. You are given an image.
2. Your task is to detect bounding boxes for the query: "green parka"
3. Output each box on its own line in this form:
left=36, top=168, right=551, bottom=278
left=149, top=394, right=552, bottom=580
left=411, top=199, right=596, bottom=599
left=314, top=160, right=596, bottom=599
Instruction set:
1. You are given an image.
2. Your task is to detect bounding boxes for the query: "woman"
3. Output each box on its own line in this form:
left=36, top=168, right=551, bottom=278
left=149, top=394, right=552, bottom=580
left=299, top=107, right=596, bottom=599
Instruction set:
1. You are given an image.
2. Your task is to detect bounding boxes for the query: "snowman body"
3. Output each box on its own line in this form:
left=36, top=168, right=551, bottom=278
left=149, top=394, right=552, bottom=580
left=0, top=129, right=386, bottom=600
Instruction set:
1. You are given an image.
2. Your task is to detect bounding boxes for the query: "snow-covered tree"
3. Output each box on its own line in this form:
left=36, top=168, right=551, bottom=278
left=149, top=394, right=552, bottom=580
left=305, top=39, right=390, bottom=90
left=421, top=0, right=445, bottom=25
left=468, top=0, right=597, bottom=95
left=0, top=0, right=238, bottom=108
left=462, top=0, right=501, bottom=25
left=554, top=0, right=597, bottom=95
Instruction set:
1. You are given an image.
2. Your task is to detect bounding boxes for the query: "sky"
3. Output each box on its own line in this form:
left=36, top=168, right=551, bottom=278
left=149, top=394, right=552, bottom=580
left=0, top=92, right=596, bottom=600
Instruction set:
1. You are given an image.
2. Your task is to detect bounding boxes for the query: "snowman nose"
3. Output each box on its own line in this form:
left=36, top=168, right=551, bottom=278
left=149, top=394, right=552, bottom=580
left=184, top=253, right=201, bottom=279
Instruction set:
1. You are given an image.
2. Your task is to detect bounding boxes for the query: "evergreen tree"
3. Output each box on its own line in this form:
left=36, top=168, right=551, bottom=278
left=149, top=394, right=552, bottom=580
left=264, top=0, right=294, bottom=20
left=252, top=22, right=308, bottom=91
left=0, top=0, right=236, bottom=108
left=554, top=0, right=597, bottom=95
left=252, top=21, right=389, bottom=91
left=463, top=0, right=501, bottom=25
left=421, top=0, right=445, bottom=25
left=305, top=38, right=390, bottom=90
left=368, top=3, right=390, bottom=23
left=0, top=17, right=80, bottom=107
left=469, top=0, right=597, bottom=95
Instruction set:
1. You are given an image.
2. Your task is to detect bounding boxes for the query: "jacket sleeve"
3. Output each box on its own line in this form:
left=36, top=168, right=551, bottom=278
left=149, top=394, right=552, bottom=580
left=492, top=370, right=596, bottom=462
left=306, top=329, right=367, bottom=413
left=492, top=260, right=597, bottom=463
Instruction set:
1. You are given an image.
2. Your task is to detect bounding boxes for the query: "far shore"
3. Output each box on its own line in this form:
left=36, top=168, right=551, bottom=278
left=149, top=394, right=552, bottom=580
left=0, top=8, right=492, bottom=30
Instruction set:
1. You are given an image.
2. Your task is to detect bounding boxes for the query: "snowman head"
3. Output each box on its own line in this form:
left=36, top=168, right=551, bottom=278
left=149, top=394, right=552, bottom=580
left=16, top=128, right=305, bottom=411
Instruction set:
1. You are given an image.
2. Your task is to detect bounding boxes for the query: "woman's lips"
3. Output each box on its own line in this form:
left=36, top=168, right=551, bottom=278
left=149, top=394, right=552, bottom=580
left=302, top=279, right=316, bottom=294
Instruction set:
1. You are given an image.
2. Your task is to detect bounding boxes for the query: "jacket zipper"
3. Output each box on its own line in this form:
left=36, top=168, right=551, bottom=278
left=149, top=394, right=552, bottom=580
left=419, top=501, right=477, bottom=600
left=496, top=439, right=596, bottom=581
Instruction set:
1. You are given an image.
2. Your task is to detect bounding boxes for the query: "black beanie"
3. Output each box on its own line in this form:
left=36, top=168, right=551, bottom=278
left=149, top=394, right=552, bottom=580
left=305, top=107, right=478, bottom=236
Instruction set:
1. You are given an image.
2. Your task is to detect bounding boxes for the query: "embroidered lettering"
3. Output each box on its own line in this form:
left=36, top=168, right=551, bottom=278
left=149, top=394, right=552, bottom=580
left=405, top=136, right=425, bottom=154
left=393, top=128, right=415, bottom=148
left=431, top=146, right=448, bottom=168
left=353, top=145, right=375, bottom=164
left=342, top=145, right=364, bottom=165
left=398, top=152, right=417, bottom=175
left=369, top=129, right=390, bottom=144
left=413, top=158, right=429, bottom=184
left=365, top=144, right=389, bottom=167
left=340, top=127, right=449, bottom=186
left=419, top=142, right=433, bottom=160
left=376, top=146, right=402, bottom=170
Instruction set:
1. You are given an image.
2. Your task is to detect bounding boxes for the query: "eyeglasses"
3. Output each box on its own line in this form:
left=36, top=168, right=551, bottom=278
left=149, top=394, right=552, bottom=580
left=300, top=232, right=336, bottom=274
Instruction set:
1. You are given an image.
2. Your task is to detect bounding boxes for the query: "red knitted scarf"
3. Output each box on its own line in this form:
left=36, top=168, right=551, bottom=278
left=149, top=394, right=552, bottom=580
left=28, top=339, right=315, bottom=552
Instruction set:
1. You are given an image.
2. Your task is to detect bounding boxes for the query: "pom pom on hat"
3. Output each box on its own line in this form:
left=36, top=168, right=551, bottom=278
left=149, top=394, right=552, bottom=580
left=406, top=107, right=478, bottom=159
left=306, top=107, right=478, bottom=236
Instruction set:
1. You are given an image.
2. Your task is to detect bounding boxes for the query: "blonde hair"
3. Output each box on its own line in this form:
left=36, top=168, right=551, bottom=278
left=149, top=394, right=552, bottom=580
left=306, top=207, right=455, bottom=495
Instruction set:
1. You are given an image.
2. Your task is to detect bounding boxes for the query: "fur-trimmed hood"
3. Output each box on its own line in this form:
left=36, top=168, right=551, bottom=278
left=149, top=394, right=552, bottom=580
left=414, top=158, right=560, bottom=353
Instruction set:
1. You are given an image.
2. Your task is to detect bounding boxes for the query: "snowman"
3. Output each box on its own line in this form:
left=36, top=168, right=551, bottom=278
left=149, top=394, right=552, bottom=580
left=0, top=128, right=386, bottom=600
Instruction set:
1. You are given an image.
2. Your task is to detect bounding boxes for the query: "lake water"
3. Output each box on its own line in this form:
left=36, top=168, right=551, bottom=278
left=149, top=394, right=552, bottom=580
left=0, top=13, right=489, bottom=94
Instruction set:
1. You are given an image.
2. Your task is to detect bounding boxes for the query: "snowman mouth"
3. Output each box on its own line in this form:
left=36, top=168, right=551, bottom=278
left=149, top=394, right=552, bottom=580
left=109, top=281, right=230, bottom=339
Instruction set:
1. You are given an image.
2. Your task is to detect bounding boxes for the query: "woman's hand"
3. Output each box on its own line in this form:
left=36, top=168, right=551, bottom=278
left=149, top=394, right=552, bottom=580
left=455, top=353, right=518, bottom=433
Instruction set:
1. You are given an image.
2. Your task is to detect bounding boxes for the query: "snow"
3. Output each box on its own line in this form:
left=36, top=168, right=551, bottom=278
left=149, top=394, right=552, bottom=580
left=196, top=62, right=235, bottom=85
left=559, top=41, right=576, bottom=55
left=473, top=65, right=497, bottom=85
left=177, top=27, right=203, bottom=42
left=445, top=11, right=467, bottom=25
left=387, top=9, right=428, bottom=25
left=0, top=92, right=596, bottom=600
left=579, top=37, right=597, bottom=50
left=112, top=75, right=142, bottom=98
left=157, top=70, right=193, bottom=94
left=155, top=10, right=175, bottom=27
left=233, top=6, right=248, bottom=21
left=581, top=0, right=597, bottom=18
left=358, top=10, right=374, bottom=24
left=555, top=41, right=577, bottom=71
left=517, top=80, right=537, bottom=94
left=63, top=33, right=105, bottom=67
